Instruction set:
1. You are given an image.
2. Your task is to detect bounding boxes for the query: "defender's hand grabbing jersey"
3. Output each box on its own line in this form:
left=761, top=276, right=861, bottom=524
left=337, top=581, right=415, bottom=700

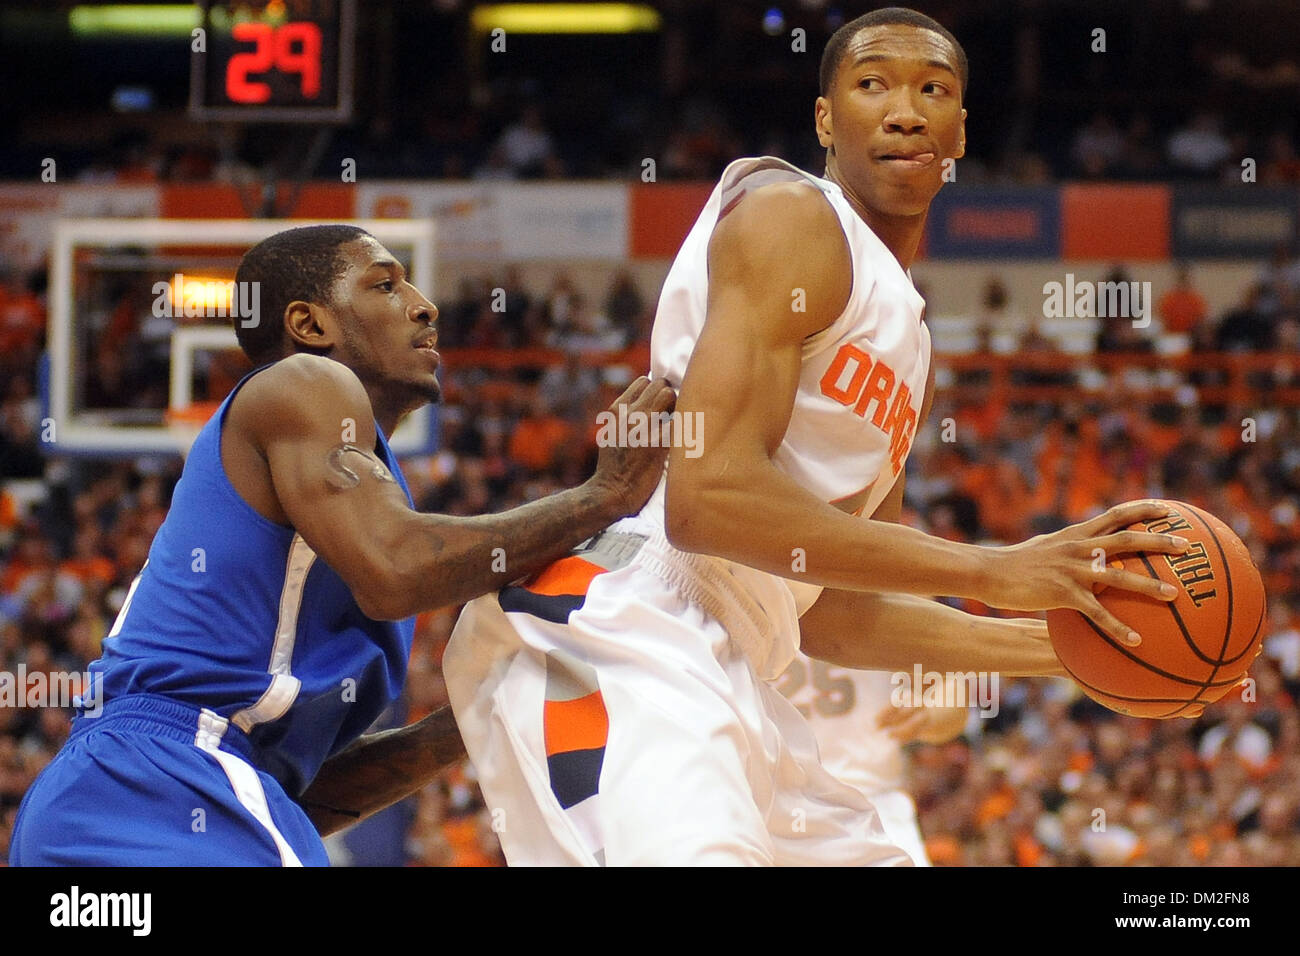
left=445, top=157, right=929, bottom=865
left=10, top=366, right=415, bottom=866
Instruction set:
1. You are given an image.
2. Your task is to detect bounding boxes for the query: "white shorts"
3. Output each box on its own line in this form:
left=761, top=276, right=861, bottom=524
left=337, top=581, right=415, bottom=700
left=868, top=790, right=931, bottom=866
left=444, top=529, right=912, bottom=867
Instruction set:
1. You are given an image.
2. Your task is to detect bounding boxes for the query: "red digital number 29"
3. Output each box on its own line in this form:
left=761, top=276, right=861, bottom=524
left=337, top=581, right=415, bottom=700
left=227, top=21, right=322, bottom=103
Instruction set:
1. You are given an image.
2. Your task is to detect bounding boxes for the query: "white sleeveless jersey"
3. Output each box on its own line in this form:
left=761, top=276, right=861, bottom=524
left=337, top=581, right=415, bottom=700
left=637, top=155, right=931, bottom=677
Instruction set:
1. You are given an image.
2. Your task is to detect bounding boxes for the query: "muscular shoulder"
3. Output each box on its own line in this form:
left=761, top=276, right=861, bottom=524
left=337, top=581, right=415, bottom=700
left=711, top=181, right=847, bottom=264
left=244, top=353, right=366, bottom=400
left=231, top=354, right=376, bottom=445
left=707, top=182, right=852, bottom=339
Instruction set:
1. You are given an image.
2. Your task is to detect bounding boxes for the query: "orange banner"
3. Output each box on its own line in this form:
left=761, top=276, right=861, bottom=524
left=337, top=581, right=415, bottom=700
left=1062, top=184, right=1170, bottom=260
left=629, top=183, right=713, bottom=259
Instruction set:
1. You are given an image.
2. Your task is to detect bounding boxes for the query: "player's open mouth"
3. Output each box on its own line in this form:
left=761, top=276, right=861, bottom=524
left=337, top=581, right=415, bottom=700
left=878, top=153, right=936, bottom=168
left=414, top=332, right=440, bottom=363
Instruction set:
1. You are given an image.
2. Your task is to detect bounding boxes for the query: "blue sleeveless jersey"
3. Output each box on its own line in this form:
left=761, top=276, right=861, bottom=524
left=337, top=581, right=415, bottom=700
left=92, top=365, right=417, bottom=797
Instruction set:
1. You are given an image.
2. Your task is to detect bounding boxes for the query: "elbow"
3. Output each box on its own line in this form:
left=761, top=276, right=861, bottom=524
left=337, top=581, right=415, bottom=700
left=663, top=508, right=698, bottom=553
left=665, top=445, right=768, bottom=555
left=796, top=625, right=829, bottom=664
left=354, top=586, right=408, bottom=623
left=351, top=557, right=413, bottom=622
left=663, top=470, right=717, bottom=554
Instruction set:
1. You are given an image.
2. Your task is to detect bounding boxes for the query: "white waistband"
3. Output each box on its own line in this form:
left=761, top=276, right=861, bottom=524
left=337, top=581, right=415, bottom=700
left=614, top=521, right=793, bottom=679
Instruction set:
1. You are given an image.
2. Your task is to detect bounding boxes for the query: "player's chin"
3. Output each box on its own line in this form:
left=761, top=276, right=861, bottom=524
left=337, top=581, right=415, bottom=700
left=395, top=369, right=442, bottom=405
left=404, top=356, right=442, bottom=401
left=871, top=182, right=938, bottom=217
left=416, top=376, right=442, bottom=404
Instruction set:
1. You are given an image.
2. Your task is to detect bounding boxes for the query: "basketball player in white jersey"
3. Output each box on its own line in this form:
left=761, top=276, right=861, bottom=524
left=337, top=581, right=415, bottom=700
left=444, top=7, right=1190, bottom=865
left=776, top=653, right=967, bottom=865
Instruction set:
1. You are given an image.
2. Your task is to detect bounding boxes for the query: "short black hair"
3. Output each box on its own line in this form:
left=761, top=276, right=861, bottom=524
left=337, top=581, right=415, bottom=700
left=819, top=7, right=968, bottom=98
left=233, top=224, right=371, bottom=364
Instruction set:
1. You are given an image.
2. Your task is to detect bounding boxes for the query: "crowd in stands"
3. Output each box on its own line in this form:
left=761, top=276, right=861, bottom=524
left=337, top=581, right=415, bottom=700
left=6, top=2, right=1300, bottom=187
left=2, top=251, right=1298, bottom=866
left=30, top=103, right=1300, bottom=190
left=911, top=362, right=1300, bottom=866
left=934, top=249, right=1300, bottom=363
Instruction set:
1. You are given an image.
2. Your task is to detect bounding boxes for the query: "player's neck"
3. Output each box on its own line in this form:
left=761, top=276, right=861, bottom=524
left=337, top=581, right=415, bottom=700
left=366, top=387, right=418, bottom=439
left=372, top=406, right=400, bottom=439
left=847, top=200, right=926, bottom=271
left=862, top=210, right=925, bottom=271
left=823, top=168, right=927, bottom=271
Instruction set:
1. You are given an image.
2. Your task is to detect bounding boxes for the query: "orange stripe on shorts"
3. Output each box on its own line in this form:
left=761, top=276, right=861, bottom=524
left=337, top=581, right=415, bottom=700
left=544, top=691, right=609, bottom=756
left=524, top=555, right=604, bottom=597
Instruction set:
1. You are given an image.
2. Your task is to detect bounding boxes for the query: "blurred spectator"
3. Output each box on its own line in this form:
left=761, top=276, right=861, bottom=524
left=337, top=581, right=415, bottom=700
left=1257, top=243, right=1300, bottom=304
left=1166, top=112, right=1233, bottom=177
left=59, top=527, right=114, bottom=589
left=604, top=271, right=646, bottom=337
left=538, top=354, right=602, bottom=420
left=1094, top=268, right=1156, bottom=353
left=164, top=145, right=217, bottom=182
left=0, top=274, right=45, bottom=359
left=549, top=294, right=626, bottom=353
left=660, top=96, right=742, bottom=180
left=1012, top=322, right=1074, bottom=390
left=507, top=390, right=576, bottom=473
left=975, top=277, right=1030, bottom=352
left=0, top=376, right=43, bottom=479
left=1070, top=112, right=1125, bottom=178
left=75, top=133, right=162, bottom=184
left=463, top=301, right=509, bottom=349
left=1215, top=283, right=1276, bottom=352
left=496, top=266, right=534, bottom=345
left=1261, top=130, right=1300, bottom=184
left=1265, top=601, right=1300, bottom=694
left=437, top=276, right=489, bottom=349
left=1156, top=264, right=1209, bottom=334
left=471, top=143, right=516, bottom=181
left=1198, top=700, right=1274, bottom=775
left=489, top=105, right=562, bottom=179
left=542, top=273, right=580, bottom=333
left=1115, top=115, right=1164, bottom=180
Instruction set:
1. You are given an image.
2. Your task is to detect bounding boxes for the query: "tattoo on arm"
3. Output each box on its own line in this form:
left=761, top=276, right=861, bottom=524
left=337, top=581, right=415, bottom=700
left=394, top=483, right=620, bottom=614
left=326, top=443, right=395, bottom=491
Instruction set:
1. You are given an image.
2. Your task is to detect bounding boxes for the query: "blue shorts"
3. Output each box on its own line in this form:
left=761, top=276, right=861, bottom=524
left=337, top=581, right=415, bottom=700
left=9, top=694, right=328, bottom=867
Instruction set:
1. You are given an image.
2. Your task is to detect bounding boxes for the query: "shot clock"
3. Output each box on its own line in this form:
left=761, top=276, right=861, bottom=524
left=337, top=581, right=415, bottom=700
left=189, top=0, right=356, bottom=122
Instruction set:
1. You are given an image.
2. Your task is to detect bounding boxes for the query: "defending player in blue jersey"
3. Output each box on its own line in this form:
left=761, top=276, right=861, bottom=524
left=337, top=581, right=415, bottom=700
left=10, top=224, right=673, bottom=866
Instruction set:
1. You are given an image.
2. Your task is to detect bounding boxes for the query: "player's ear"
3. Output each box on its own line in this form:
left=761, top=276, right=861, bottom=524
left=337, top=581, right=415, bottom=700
left=284, top=301, right=339, bottom=351
left=815, top=96, right=834, bottom=149
left=955, top=108, right=967, bottom=160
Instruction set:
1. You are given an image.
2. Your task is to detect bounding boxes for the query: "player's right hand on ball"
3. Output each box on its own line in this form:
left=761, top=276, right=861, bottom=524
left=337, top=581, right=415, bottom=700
left=987, top=500, right=1192, bottom=647
left=589, top=376, right=677, bottom=519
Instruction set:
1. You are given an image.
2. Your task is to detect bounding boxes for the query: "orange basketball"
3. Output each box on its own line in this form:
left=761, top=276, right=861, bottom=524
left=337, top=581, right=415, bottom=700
left=1046, top=500, right=1267, bottom=718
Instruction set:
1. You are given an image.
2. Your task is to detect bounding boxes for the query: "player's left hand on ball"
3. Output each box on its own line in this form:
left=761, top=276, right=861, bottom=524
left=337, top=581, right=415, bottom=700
left=875, top=703, right=968, bottom=745
left=590, top=376, right=677, bottom=518
left=991, top=500, right=1191, bottom=647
